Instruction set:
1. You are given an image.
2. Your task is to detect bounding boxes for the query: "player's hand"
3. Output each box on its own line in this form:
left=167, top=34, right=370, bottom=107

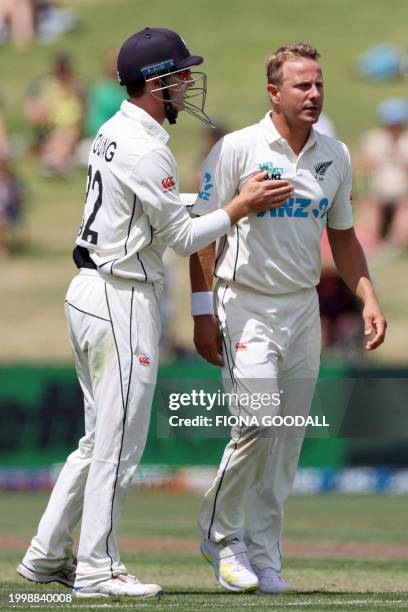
left=241, top=172, right=294, bottom=212
left=193, top=314, right=223, bottom=366
left=362, top=298, right=387, bottom=350
left=224, top=172, right=294, bottom=224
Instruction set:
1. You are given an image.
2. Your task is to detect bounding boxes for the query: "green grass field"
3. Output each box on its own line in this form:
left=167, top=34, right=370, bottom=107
left=1, top=0, right=408, bottom=362
left=0, top=490, right=407, bottom=611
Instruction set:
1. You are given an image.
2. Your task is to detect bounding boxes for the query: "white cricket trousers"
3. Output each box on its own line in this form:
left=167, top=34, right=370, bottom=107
left=22, top=269, right=161, bottom=587
left=198, top=281, right=321, bottom=570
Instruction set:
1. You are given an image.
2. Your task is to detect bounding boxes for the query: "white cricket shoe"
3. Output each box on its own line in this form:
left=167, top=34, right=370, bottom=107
left=253, top=566, right=295, bottom=594
left=200, top=538, right=259, bottom=593
left=74, top=574, right=163, bottom=598
left=17, top=561, right=76, bottom=588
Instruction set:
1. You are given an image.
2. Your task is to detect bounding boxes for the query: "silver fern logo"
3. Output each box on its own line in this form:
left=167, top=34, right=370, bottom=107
left=314, top=160, right=333, bottom=181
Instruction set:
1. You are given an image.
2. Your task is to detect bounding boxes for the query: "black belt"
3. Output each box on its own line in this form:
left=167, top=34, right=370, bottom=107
left=73, top=246, right=97, bottom=270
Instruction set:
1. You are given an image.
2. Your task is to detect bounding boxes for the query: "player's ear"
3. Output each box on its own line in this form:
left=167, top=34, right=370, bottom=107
left=146, top=76, right=160, bottom=91
left=267, top=83, right=279, bottom=107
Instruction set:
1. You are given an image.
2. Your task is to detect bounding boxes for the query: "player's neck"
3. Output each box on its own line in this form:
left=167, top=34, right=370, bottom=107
left=271, top=113, right=311, bottom=156
left=128, top=96, right=166, bottom=126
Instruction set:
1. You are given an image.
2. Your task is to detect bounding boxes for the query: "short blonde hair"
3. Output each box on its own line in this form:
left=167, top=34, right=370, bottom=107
left=266, top=43, right=320, bottom=85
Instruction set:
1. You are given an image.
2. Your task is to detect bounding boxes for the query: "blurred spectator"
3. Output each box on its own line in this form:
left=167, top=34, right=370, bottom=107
left=0, top=104, right=8, bottom=161
left=0, top=156, right=25, bottom=255
left=0, top=107, right=25, bottom=256
left=0, top=0, right=35, bottom=48
left=356, top=97, right=408, bottom=251
left=85, top=52, right=126, bottom=138
left=0, top=1, right=79, bottom=47
left=36, top=2, right=79, bottom=43
left=318, top=229, right=364, bottom=358
left=77, top=52, right=126, bottom=165
left=25, top=52, right=85, bottom=176
left=357, top=44, right=406, bottom=81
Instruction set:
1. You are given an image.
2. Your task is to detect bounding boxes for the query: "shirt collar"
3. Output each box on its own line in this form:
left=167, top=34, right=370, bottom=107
left=260, top=110, right=317, bottom=153
left=120, top=100, right=170, bottom=144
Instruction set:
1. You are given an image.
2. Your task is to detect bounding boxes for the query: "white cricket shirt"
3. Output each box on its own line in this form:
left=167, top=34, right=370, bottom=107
left=76, top=101, right=230, bottom=287
left=193, top=111, right=353, bottom=295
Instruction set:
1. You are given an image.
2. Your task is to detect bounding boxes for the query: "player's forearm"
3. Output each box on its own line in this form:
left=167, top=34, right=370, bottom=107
left=223, top=192, right=253, bottom=225
left=190, top=243, right=216, bottom=293
left=190, top=243, right=216, bottom=316
left=328, top=227, right=377, bottom=303
left=165, top=209, right=230, bottom=257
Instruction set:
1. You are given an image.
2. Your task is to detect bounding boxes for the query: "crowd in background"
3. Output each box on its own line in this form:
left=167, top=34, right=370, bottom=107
left=1, top=14, right=407, bottom=360
left=0, top=48, right=126, bottom=256
left=0, top=103, right=24, bottom=257
left=0, top=0, right=78, bottom=48
left=356, top=97, right=408, bottom=253
left=24, top=51, right=126, bottom=176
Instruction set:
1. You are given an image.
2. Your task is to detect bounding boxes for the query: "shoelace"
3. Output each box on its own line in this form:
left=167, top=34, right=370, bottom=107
left=225, top=552, right=253, bottom=572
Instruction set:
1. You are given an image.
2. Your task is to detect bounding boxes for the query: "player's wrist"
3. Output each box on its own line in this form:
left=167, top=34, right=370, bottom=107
left=223, top=194, right=250, bottom=225
left=191, top=291, right=214, bottom=316
left=356, top=278, right=377, bottom=304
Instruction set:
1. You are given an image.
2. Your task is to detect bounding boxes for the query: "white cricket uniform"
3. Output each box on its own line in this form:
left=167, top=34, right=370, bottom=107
left=194, top=112, right=353, bottom=570
left=22, top=101, right=232, bottom=588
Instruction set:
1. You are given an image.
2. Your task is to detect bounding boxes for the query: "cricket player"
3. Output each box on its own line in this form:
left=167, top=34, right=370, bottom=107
left=17, top=28, right=293, bottom=599
left=190, top=43, right=387, bottom=594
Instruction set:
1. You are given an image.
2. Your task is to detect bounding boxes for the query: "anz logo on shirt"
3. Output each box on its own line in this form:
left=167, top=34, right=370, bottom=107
left=198, top=172, right=213, bottom=201
left=257, top=196, right=329, bottom=219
